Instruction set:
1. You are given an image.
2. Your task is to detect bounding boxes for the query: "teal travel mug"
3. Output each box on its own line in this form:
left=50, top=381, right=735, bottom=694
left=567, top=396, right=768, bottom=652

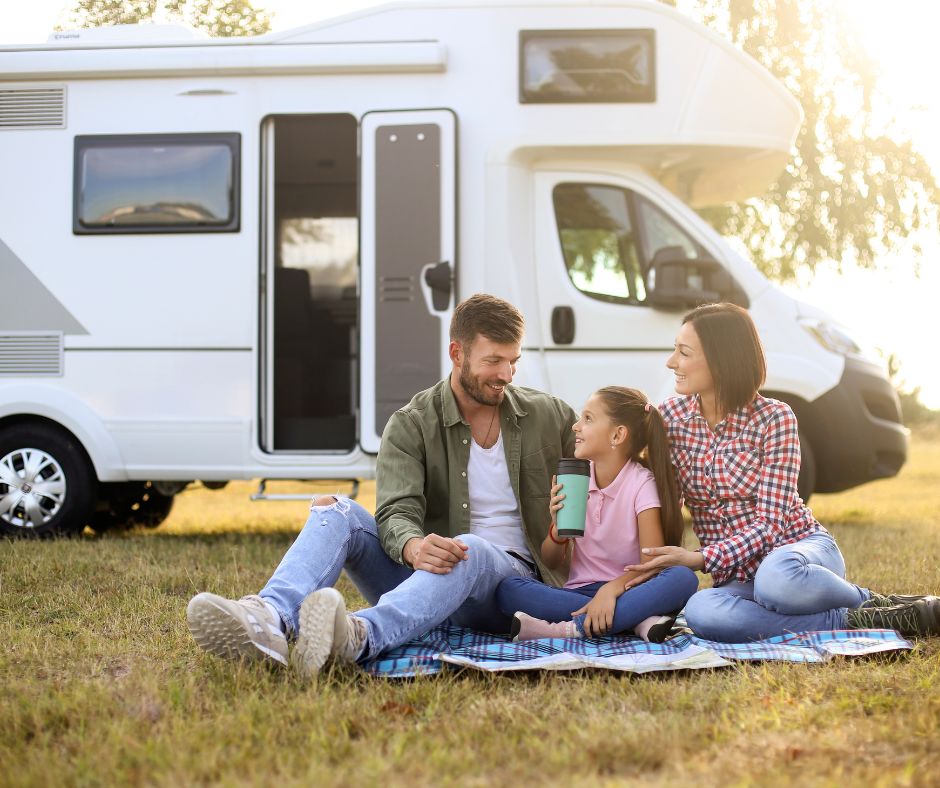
left=555, top=458, right=591, bottom=537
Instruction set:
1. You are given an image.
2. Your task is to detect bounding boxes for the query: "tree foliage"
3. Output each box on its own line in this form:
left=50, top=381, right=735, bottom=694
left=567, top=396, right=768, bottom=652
left=59, top=0, right=271, bottom=38
left=666, top=0, right=938, bottom=280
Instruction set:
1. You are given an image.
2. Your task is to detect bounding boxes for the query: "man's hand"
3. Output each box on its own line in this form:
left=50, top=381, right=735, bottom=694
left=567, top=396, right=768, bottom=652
left=403, top=534, right=469, bottom=573
left=571, top=583, right=620, bottom=637
left=622, top=546, right=705, bottom=589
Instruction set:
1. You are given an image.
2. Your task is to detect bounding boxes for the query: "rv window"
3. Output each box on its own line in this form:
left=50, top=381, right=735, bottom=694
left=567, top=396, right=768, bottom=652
left=74, top=133, right=240, bottom=234
left=520, top=30, right=655, bottom=104
left=553, top=183, right=647, bottom=305
left=635, top=196, right=706, bottom=263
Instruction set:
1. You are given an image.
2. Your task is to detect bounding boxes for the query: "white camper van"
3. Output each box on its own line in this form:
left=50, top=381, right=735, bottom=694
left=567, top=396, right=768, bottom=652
left=0, top=0, right=907, bottom=537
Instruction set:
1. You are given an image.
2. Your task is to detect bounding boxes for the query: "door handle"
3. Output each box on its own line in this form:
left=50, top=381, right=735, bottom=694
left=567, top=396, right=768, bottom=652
left=551, top=306, right=575, bottom=344
left=421, top=261, right=453, bottom=311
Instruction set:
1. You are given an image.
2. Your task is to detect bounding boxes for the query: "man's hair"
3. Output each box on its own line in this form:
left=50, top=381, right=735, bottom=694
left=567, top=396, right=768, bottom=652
left=449, top=293, right=524, bottom=347
left=682, top=302, right=766, bottom=414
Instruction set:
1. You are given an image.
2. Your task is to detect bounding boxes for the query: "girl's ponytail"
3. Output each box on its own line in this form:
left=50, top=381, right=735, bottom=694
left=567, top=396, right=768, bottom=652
left=644, top=407, right=684, bottom=547
left=594, top=387, right=685, bottom=547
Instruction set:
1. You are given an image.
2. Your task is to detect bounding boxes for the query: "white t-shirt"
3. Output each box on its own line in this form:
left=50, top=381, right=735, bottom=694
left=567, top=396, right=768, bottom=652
left=467, top=432, right=533, bottom=562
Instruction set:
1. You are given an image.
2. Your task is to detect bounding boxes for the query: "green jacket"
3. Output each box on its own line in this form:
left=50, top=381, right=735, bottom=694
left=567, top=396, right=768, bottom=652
left=375, top=377, right=577, bottom=587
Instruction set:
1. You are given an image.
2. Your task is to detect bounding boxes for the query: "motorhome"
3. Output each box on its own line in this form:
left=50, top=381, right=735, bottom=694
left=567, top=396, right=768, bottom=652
left=0, top=0, right=908, bottom=537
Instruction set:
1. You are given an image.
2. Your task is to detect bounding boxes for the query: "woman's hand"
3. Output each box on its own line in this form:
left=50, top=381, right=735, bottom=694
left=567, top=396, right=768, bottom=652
left=571, top=583, right=620, bottom=637
left=622, top=546, right=705, bottom=590
left=549, top=476, right=565, bottom=525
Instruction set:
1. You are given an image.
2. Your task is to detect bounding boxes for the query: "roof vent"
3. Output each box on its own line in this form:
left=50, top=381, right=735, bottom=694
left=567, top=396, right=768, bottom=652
left=0, top=333, right=64, bottom=376
left=0, top=86, right=66, bottom=130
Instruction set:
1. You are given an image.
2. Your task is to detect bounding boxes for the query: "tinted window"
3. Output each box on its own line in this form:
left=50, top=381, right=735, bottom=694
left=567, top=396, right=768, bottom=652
left=520, top=30, right=656, bottom=103
left=553, top=183, right=647, bottom=304
left=74, top=133, right=240, bottom=234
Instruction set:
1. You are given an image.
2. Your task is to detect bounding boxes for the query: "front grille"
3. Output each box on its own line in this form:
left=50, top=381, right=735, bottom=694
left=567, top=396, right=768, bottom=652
left=862, top=390, right=902, bottom=424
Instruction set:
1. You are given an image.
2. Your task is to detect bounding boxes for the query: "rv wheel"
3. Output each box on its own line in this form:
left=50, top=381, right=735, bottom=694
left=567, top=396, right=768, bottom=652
left=0, top=422, right=96, bottom=538
left=91, top=482, right=175, bottom=533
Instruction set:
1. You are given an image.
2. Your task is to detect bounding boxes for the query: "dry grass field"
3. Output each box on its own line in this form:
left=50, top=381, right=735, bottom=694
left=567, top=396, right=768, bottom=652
left=1, top=435, right=938, bottom=786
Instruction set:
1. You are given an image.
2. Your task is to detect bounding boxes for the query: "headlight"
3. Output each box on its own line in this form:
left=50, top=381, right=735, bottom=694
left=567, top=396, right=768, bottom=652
left=798, top=318, right=862, bottom=356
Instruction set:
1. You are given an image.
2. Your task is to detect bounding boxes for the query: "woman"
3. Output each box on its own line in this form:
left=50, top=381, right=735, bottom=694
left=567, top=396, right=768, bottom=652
left=621, top=302, right=938, bottom=642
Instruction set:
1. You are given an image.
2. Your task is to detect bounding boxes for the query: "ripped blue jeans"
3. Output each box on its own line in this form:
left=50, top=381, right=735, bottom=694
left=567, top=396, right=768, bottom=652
left=259, top=497, right=535, bottom=662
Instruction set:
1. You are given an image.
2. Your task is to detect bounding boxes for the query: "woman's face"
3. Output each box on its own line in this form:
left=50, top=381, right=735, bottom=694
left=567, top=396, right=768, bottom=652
left=667, top=321, right=715, bottom=399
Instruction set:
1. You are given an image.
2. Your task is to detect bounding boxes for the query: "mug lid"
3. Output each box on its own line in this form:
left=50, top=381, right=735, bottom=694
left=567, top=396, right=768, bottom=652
left=556, top=457, right=590, bottom=476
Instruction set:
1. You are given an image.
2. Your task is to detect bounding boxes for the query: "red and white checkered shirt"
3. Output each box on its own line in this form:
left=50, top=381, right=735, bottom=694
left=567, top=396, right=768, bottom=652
left=660, top=394, right=823, bottom=585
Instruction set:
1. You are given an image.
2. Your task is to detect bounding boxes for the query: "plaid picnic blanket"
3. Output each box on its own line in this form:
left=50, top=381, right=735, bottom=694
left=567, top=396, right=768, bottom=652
left=361, top=625, right=912, bottom=678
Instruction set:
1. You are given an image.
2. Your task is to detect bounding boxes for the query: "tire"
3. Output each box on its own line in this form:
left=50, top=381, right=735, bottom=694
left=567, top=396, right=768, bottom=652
left=0, top=422, right=96, bottom=538
left=797, top=429, right=816, bottom=503
left=90, top=481, right=175, bottom=533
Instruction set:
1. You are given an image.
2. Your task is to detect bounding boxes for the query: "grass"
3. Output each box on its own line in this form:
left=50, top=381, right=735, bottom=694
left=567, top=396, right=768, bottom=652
left=1, top=439, right=939, bottom=786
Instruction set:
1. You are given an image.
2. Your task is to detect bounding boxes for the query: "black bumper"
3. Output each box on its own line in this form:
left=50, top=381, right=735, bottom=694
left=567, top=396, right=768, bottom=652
left=804, top=356, right=909, bottom=493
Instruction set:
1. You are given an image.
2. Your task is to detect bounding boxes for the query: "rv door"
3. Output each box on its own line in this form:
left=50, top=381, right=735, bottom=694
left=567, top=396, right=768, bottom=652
left=359, top=110, right=457, bottom=453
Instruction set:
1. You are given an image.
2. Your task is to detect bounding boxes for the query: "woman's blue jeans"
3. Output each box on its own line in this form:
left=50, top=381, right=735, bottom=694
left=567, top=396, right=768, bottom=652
left=258, top=497, right=535, bottom=662
left=684, top=531, right=871, bottom=642
left=496, top=566, right=699, bottom=636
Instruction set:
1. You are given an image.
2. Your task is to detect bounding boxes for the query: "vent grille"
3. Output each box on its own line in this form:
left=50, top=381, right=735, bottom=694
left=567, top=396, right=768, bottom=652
left=0, top=333, right=64, bottom=376
left=0, top=87, right=66, bottom=130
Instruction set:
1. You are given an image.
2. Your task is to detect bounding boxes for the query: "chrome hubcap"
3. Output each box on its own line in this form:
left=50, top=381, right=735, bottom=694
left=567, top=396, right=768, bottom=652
left=0, top=448, right=67, bottom=529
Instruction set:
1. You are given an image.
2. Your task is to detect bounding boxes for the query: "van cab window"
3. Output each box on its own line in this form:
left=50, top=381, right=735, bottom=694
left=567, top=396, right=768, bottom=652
left=635, top=194, right=705, bottom=261
left=73, top=133, right=240, bottom=234
left=552, top=183, right=646, bottom=304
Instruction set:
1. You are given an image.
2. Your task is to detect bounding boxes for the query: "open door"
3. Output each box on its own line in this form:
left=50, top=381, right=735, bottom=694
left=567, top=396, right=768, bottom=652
left=359, top=110, right=456, bottom=453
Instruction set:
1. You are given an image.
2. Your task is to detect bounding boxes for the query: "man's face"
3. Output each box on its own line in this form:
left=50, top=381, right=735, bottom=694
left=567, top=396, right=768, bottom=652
left=453, top=335, right=522, bottom=406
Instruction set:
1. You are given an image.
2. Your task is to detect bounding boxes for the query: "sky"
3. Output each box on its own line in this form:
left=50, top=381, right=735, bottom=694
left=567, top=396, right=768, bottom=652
left=2, top=0, right=939, bottom=406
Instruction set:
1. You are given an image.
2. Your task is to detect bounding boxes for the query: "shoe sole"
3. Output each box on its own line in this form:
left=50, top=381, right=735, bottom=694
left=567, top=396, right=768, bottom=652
left=510, top=613, right=523, bottom=642
left=644, top=615, right=678, bottom=644
left=186, top=593, right=288, bottom=668
left=293, top=588, right=346, bottom=678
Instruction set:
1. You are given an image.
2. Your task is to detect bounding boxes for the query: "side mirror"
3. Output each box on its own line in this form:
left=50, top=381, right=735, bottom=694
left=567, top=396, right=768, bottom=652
left=647, top=247, right=749, bottom=310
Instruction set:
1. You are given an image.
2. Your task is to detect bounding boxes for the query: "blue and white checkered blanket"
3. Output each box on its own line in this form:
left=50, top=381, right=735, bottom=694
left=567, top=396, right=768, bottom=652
left=361, top=626, right=912, bottom=678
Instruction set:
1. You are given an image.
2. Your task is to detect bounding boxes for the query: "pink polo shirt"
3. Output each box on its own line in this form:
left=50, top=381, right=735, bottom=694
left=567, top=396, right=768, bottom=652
left=564, top=459, right=661, bottom=589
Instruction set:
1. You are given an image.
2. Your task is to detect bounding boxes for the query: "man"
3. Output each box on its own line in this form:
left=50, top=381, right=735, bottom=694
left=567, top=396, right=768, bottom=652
left=187, top=294, right=576, bottom=676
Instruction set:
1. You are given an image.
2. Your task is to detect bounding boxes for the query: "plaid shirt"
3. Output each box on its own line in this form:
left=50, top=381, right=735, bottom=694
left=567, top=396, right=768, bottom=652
left=660, top=394, right=823, bottom=585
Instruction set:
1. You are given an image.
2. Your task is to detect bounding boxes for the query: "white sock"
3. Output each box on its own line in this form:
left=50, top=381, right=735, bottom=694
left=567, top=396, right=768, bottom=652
left=263, top=601, right=286, bottom=633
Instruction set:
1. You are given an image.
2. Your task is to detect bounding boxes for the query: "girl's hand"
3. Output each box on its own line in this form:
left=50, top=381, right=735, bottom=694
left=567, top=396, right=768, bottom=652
left=622, top=546, right=705, bottom=589
left=549, top=475, right=565, bottom=525
left=571, top=584, right=619, bottom=637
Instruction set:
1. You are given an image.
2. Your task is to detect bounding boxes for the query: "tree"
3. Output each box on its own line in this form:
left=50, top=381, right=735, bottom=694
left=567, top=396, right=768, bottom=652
left=59, top=0, right=271, bottom=38
left=665, top=0, right=938, bottom=280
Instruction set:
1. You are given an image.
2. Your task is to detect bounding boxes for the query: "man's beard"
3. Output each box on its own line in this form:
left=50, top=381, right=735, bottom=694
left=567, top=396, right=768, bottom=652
left=459, top=358, right=504, bottom=406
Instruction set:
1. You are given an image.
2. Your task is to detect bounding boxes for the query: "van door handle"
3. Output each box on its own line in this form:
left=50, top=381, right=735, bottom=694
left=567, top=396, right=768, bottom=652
left=421, top=261, right=453, bottom=311
left=551, top=306, right=575, bottom=344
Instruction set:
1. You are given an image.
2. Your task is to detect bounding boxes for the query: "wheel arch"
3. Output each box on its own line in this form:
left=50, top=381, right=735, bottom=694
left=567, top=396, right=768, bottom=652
left=0, top=385, right=127, bottom=482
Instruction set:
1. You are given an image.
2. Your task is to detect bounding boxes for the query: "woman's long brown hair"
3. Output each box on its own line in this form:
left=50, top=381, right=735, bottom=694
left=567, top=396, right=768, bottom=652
left=594, top=386, right=684, bottom=547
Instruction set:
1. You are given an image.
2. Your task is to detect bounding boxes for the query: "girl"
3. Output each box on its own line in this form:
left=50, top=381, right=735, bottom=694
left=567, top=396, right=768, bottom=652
left=496, top=386, right=699, bottom=642
left=622, top=302, right=939, bottom=641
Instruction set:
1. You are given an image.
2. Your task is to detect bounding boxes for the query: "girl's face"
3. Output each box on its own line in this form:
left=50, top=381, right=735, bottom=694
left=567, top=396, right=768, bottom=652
left=666, top=321, right=715, bottom=399
left=572, top=393, right=622, bottom=460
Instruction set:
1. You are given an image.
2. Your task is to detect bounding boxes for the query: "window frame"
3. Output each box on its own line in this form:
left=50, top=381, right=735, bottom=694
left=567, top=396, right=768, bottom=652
left=72, top=132, right=241, bottom=235
left=519, top=28, right=657, bottom=105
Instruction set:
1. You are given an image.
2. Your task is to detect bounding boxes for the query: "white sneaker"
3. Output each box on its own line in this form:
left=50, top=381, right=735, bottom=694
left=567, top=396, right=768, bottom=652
left=186, top=593, right=288, bottom=667
left=293, top=588, right=369, bottom=678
